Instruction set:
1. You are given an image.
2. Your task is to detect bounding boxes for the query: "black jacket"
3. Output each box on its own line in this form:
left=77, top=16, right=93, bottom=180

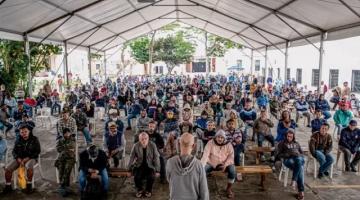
left=13, top=133, right=41, bottom=160
left=79, top=149, right=107, bottom=174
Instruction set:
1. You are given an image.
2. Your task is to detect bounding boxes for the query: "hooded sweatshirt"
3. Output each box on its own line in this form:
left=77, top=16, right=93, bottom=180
left=201, top=139, right=234, bottom=168
left=276, top=132, right=303, bottom=160
left=166, top=155, right=209, bottom=200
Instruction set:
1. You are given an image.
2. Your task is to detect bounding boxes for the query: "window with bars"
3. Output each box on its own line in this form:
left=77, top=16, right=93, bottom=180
left=296, top=68, right=302, bottom=84
left=286, top=68, right=290, bottom=80
left=255, top=60, right=260, bottom=71
left=277, top=68, right=280, bottom=79
left=352, top=70, right=360, bottom=92
left=329, top=69, right=339, bottom=89
left=312, top=69, right=320, bottom=87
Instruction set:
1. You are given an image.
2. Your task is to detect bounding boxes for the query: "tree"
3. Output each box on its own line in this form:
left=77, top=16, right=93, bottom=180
left=0, top=39, right=62, bottom=94
left=207, top=34, right=243, bottom=57
left=153, top=32, right=195, bottom=74
left=129, top=37, right=152, bottom=74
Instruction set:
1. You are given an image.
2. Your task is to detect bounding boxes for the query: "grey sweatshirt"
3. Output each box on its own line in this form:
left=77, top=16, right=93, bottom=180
left=166, top=155, right=209, bottom=200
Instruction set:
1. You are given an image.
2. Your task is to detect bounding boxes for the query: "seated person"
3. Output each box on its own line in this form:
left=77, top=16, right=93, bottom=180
left=201, top=130, right=235, bottom=198
left=275, top=110, right=296, bottom=142
left=253, top=109, right=275, bottom=159
left=338, top=120, right=360, bottom=172
left=239, top=99, right=256, bottom=141
left=225, top=119, right=245, bottom=166
left=136, top=109, right=151, bottom=134
left=309, top=123, right=334, bottom=178
left=55, top=128, right=76, bottom=197
left=104, top=122, right=125, bottom=168
left=221, top=109, right=243, bottom=130
left=276, top=129, right=305, bottom=200
left=179, top=121, right=193, bottom=135
left=333, top=102, right=353, bottom=137
left=0, top=104, right=13, bottom=137
left=105, top=109, right=124, bottom=133
left=128, top=132, right=160, bottom=198
left=3, top=124, right=41, bottom=194
left=311, top=109, right=326, bottom=134
left=350, top=93, right=360, bottom=117
left=0, top=132, right=7, bottom=165
left=315, top=94, right=331, bottom=120
left=295, top=95, right=311, bottom=127
left=15, top=113, right=35, bottom=141
left=126, top=100, right=143, bottom=130
left=71, top=105, right=92, bottom=145
left=79, top=145, right=109, bottom=197
left=181, top=103, right=193, bottom=123
left=194, top=111, right=209, bottom=130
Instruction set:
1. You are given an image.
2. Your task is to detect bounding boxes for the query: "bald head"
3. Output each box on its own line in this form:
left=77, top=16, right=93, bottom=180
left=179, top=133, right=194, bottom=155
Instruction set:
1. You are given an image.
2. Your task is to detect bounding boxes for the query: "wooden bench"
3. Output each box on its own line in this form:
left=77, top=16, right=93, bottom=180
left=248, top=146, right=275, bottom=164
left=108, top=168, right=131, bottom=178
left=212, top=165, right=272, bottom=191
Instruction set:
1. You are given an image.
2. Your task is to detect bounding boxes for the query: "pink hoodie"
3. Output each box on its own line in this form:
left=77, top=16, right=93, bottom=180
left=201, top=139, right=234, bottom=168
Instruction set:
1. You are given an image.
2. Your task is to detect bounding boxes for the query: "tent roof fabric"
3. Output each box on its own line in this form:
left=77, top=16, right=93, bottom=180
left=1, top=0, right=360, bottom=52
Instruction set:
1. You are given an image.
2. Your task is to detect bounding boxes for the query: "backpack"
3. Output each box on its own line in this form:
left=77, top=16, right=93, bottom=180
left=81, top=177, right=102, bottom=200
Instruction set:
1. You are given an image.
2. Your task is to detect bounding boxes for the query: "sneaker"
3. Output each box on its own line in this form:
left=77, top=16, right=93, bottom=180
left=2, top=185, right=13, bottom=194
left=307, top=125, right=311, bottom=128
left=25, top=183, right=33, bottom=194
left=126, top=127, right=132, bottom=131
left=345, top=166, right=351, bottom=172
left=324, top=171, right=330, bottom=176
left=317, top=172, right=324, bottom=179
left=350, top=165, right=358, bottom=172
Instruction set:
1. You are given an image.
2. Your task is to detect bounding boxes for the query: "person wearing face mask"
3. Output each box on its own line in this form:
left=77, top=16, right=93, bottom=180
left=136, top=109, right=152, bottom=134
left=105, top=109, right=124, bottom=134
left=57, top=107, right=77, bottom=139
left=201, top=130, right=235, bottom=198
left=104, top=122, right=125, bottom=168
left=128, top=132, right=160, bottom=198
left=79, top=145, right=108, bottom=198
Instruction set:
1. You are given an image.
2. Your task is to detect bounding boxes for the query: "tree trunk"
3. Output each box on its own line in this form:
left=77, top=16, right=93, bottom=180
left=144, top=63, right=148, bottom=75
left=166, top=63, right=175, bottom=75
left=149, top=30, right=157, bottom=75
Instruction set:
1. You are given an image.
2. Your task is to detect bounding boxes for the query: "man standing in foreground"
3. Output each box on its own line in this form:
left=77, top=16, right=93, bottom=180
left=166, top=133, right=209, bottom=200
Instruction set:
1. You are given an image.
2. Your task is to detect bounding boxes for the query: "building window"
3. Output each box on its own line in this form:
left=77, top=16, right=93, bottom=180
left=96, top=64, right=100, bottom=70
left=268, top=68, right=273, bottom=78
left=329, top=69, right=339, bottom=89
left=159, top=66, right=163, bottom=74
left=255, top=60, right=260, bottom=71
left=237, top=59, right=242, bottom=68
left=296, top=68, right=302, bottom=84
left=352, top=70, right=360, bottom=92
left=312, top=69, right=320, bottom=87
left=286, top=68, right=290, bottom=80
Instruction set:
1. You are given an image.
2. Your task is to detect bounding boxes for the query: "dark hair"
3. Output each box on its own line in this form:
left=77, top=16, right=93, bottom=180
left=63, top=128, right=71, bottom=135
left=321, top=122, right=330, bottom=128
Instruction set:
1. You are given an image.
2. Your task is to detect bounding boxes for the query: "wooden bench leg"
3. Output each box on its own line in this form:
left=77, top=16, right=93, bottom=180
left=260, top=174, right=266, bottom=191
left=256, top=153, right=260, bottom=165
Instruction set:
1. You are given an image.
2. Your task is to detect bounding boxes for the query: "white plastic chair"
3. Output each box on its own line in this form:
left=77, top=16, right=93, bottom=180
left=336, top=150, right=360, bottom=174
left=35, top=107, right=52, bottom=128
left=306, top=155, right=334, bottom=179
left=13, top=155, right=44, bottom=189
left=278, top=160, right=305, bottom=187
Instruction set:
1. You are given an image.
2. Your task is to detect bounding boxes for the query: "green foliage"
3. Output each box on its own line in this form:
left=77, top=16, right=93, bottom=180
left=153, top=32, right=195, bottom=74
left=129, top=37, right=151, bottom=64
left=207, top=35, right=242, bottom=57
left=90, top=53, right=102, bottom=60
left=0, top=39, right=62, bottom=93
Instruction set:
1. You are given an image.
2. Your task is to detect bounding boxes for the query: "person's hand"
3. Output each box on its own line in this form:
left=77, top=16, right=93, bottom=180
left=16, top=158, right=22, bottom=165
left=90, top=172, right=98, bottom=179
left=155, top=172, right=160, bottom=177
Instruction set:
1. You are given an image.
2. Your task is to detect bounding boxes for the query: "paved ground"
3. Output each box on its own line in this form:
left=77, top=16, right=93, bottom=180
left=0, top=108, right=359, bottom=200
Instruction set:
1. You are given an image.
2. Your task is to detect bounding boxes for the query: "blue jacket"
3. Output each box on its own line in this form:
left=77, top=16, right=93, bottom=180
left=195, top=118, right=208, bottom=130
left=296, top=101, right=309, bottom=112
left=315, top=99, right=330, bottom=111
left=129, top=103, right=142, bottom=115
left=240, top=108, right=257, bottom=122
left=104, top=131, right=124, bottom=151
left=339, top=127, right=360, bottom=153
left=256, top=95, right=269, bottom=107
left=311, top=118, right=326, bottom=133
left=275, top=120, right=296, bottom=142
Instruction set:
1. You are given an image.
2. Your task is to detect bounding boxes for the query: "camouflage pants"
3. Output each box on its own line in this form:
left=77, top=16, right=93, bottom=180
left=56, top=159, right=75, bottom=187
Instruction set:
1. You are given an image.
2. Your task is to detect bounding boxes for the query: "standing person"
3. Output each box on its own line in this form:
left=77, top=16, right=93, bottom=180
left=309, top=123, right=334, bottom=178
left=128, top=132, right=160, bottom=198
left=201, top=130, right=235, bottom=198
left=276, top=129, right=305, bottom=200
left=55, top=128, right=76, bottom=197
left=2, top=124, right=41, bottom=194
left=338, top=120, right=360, bottom=172
left=166, top=133, right=209, bottom=200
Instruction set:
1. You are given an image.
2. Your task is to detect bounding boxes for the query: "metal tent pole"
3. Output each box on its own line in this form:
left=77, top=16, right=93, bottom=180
left=64, top=41, right=69, bottom=86
left=88, top=47, right=92, bottom=84
left=104, top=51, right=107, bottom=80
left=24, top=35, right=32, bottom=98
left=264, top=46, right=268, bottom=85
left=318, top=33, right=325, bottom=91
left=250, top=49, right=254, bottom=75
left=285, top=41, right=289, bottom=82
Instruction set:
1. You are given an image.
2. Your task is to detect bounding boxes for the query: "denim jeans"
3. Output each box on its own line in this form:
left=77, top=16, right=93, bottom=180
left=258, top=134, right=275, bottom=156
left=0, top=139, right=6, bottom=161
left=234, top=144, right=245, bottom=166
left=283, top=156, right=305, bottom=192
left=314, top=150, right=334, bottom=174
left=215, top=112, right=223, bottom=126
left=205, top=164, right=236, bottom=183
left=81, top=127, right=93, bottom=144
left=51, top=102, right=61, bottom=115
left=79, top=169, right=109, bottom=192
left=244, top=122, right=254, bottom=140
left=127, top=114, right=138, bottom=128
left=339, top=146, right=360, bottom=169
left=323, top=111, right=331, bottom=120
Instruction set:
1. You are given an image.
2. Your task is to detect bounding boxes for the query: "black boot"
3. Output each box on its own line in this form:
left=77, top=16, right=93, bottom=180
left=26, top=183, right=33, bottom=194
left=2, top=185, right=13, bottom=194
left=350, top=164, right=358, bottom=172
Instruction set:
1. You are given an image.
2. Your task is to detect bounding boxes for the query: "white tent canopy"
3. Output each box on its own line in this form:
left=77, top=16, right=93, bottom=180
left=1, top=0, right=360, bottom=52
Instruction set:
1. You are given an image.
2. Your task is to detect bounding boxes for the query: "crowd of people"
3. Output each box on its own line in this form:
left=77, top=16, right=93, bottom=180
left=0, top=74, right=359, bottom=200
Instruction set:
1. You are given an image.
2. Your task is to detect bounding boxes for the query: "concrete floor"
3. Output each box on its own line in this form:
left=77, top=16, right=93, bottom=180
left=0, top=110, right=359, bottom=200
